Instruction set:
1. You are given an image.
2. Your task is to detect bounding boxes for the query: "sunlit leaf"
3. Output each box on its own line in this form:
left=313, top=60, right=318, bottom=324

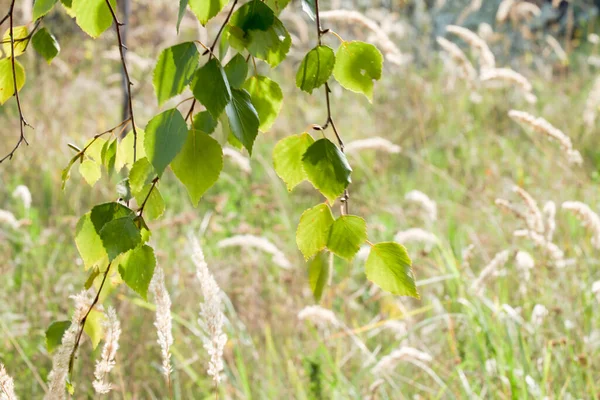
left=84, top=309, right=105, bottom=349
left=224, top=53, right=248, bottom=89
left=302, top=138, right=352, bottom=203
left=72, top=0, right=116, bottom=38
left=327, top=215, right=367, bottom=260
left=33, top=0, right=59, bottom=19
left=188, top=0, right=228, bottom=25
left=225, top=88, right=259, bottom=154
left=296, top=203, right=335, bottom=260
left=99, top=216, right=142, bottom=261
left=75, top=212, right=108, bottom=270
left=333, top=41, right=383, bottom=102
left=0, top=58, right=26, bottom=105
left=45, top=320, right=71, bottom=353
left=243, top=75, right=282, bottom=131
left=153, top=42, right=199, bottom=106
left=192, top=111, right=218, bottom=134
left=118, top=244, right=156, bottom=300
left=134, top=183, right=164, bottom=221
left=144, top=109, right=188, bottom=176
left=272, top=133, right=314, bottom=191
left=79, top=159, right=101, bottom=187
left=191, top=58, right=231, bottom=118
left=3, top=26, right=29, bottom=57
left=308, top=250, right=330, bottom=302
left=365, top=242, right=418, bottom=297
left=32, top=28, right=60, bottom=64
left=296, top=46, right=335, bottom=94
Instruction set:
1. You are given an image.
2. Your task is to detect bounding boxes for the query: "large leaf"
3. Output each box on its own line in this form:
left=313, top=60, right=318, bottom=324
left=296, top=46, right=335, bottom=94
left=308, top=250, right=330, bottom=302
left=99, top=216, right=142, bottom=261
left=224, top=54, right=248, bottom=89
left=191, top=58, right=231, bottom=118
left=32, top=28, right=60, bottom=64
left=225, top=88, right=259, bottom=154
left=0, top=58, right=26, bottom=105
left=302, top=138, right=352, bottom=203
left=296, top=203, right=335, bottom=260
left=144, top=109, right=188, bottom=176
left=33, top=0, right=59, bottom=19
left=327, top=215, right=367, bottom=260
left=45, top=320, right=71, bottom=353
left=272, top=133, right=314, bottom=191
left=171, top=130, right=223, bottom=206
left=72, top=0, right=116, bottom=38
left=243, top=75, right=283, bottom=131
left=188, top=0, right=228, bottom=25
left=118, top=245, right=156, bottom=300
left=75, top=212, right=108, bottom=269
left=153, top=42, right=199, bottom=106
left=3, top=26, right=29, bottom=57
left=333, top=41, right=383, bottom=102
left=365, top=242, right=418, bottom=297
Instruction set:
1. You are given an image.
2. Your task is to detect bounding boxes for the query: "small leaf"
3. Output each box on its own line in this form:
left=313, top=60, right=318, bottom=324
left=75, top=212, right=108, bottom=269
left=84, top=267, right=100, bottom=289
left=192, top=111, right=218, bottom=134
left=79, top=159, right=101, bottom=186
left=243, top=75, right=283, bottom=131
left=225, top=88, right=259, bottom=154
left=177, top=0, right=188, bottom=32
left=171, top=130, right=223, bottom=206
left=333, top=41, right=383, bottom=102
left=144, top=109, right=188, bottom=176
left=100, top=138, right=117, bottom=176
left=296, top=203, right=335, bottom=259
left=3, top=26, right=29, bottom=57
left=228, top=0, right=274, bottom=32
left=153, top=42, right=199, bottom=106
left=61, top=155, right=78, bottom=190
left=84, top=137, right=106, bottom=163
left=296, top=46, right=335, bottom=94
left=191, top=58, right=231, bottom=118
left=246, top=18, right=291, bottom=68
left=83, top=309, right=105, bottom=350
left=224, top=54, right=248, bottom=89
left=72, top=0, right=116, bottom=38
left=129, top=157, right=155, bottom=195
left=273, top=133, right=314, bottom=191
left=115, top=129, right=146, bottom=172
left=308, top=250, right=330, bottom=302
left=188, top=0, right=228, bottom=25
left=99, top=216, right=142, bottom=261
left=90, top=202, right=134, bottom=233
left=32, top=28, right=60, bottom=64
left=0, top=58, right=26, bottom=105
left=134, top=183, right=165, bottom=221
left=45, top=321, right=71, bottom=353
left=265, top=0, right=291, bottom=14
left=302, top=138, right=352, bottom=203
left=118, top=244, right=156, bottom=300
left=327, top=215, right=367, bottom=260
left=33, top=0, right=59, bottom=19
left=365, top=242, right=419, bottom=298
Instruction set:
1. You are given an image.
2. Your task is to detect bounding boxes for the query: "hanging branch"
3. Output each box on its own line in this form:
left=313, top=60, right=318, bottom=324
left=314, top=0, right=350, bottom=214
left=0, top=0, right=32, bottom=164
left=104, top=0, right=139, bottom=163
left=185, top=0, right=239, bottom=122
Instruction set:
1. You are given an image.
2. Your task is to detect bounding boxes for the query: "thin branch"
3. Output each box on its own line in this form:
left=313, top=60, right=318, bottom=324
left=314, top=0, right=349, bottom=214
left=105, top=0, right=139, bottom=163
left=137, top=176, right=159, bottom=217
left=75, top=118, right=131, bottom=160
left=0, top=18, right=42, bottom=46
left=0, top=0, right=31, bottom=164
left=68, top=263, right=112, bottom=376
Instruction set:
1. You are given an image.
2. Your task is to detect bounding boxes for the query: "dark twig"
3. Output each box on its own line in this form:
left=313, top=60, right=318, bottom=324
left=105, top=0, right=139, bottom=163
left=0, top=18, right=42, bottom=46
left=0, top=0, right=32, bottom=164
left=314, top=0, right=349, bottom=214
left=68, top=263, right=112, bottom=376
left=73, top=118, right=131, bottom=160
left=137, top=176, right=159, bottom=217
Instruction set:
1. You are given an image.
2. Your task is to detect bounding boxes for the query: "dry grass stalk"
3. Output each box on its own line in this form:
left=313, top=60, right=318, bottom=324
left=217, top=234, right=291, bottom=269
left=298, top=305, right=339, bottom=328
left=513, top=230, right=564, bottom=262
left=446, top=25, right=496, bottom=70
left=584, top=76, right=600, bottom=128
left=480, top=68, right=532, bottom=92
left=372, top=347, right=432, bottom=375
left=405, top=190, right=438, bottom=222
left=436, top=36, right=478, bottom=83
left=512, top=186, right=544, bottom=233
left=543, top=201, right=556, bottom=242
left=394, top=228, right=437, bottom=252
left=0, top=210, right=19, bottom=229
left=12, top=185, right=31, bottom=210
left=150, top=266, right=173, bottom=382
left=344, top=137, right=401, bottom=154
left=470, top=250, right=511, bottom=294
left=0, top=363, right=17, bottom=400
left=223, top=147, right=251, bottom=174
left=561, top=201, right=600, bottom=249
left=92, top=307, right=121, bottom=394
left=508, top=110, right=583, bottom=165
left=496, top=0, right=516, bottom=23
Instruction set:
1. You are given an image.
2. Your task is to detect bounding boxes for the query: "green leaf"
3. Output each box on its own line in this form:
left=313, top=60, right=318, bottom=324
left=45, top=321, right=71, bottom=353
left=225, top=88, right=259, bottom=154
left=229, top=0, right=274, bottom=32
left=365, top=242, right=418, bottom=298
left=101, top=138, right=117, bottom=176
left=273, top=133, right=314, bottom=191
left=75, top=212, right=108, bottom=269
left=308, top=250, right=330, bottom=302
left=191, top=58, right=231, bottom=118
left=188, top=0, right=228, bottom=25
left=118, top=245, right=156, bottom=300
left=171, top=130, right=223, bottom=206
left=144, top=109, right=188, bottom=176
left=153, top=42, right=199, bottom=106
left=333, top=41, right=383, bottom=102
left=84, top=137, right=106, bottom=163
left=33, top=0, right=59, bottom=19
left=84, top=267, right=100, bottom=289
left=99, top=216, right=142, bottom=261
left=192, top=111, right=218, bottom=134
left=246, top=17, right=291, bottom=68
left=224, top=54, right=248, bottom=89
left=3, top=26, right=29, bottom=57
left=90, top=202, right=134, bottom=233
left=72, top=0, right=116, bottom=38
left=243, top=75, right=282, bottom=131
left=296, top=46, right=335, bottom=93
left=327, top=215, right=367, bottom=260
left=79, top=159, right=101, bottom=186
left=177, top=0, right=188, bottom=32
left=302, top=138, right=352, bottom=203
left=32, top=28, right=60, bottom=64
left=129, top=157, right=155, bottom=195
left=0, top=58, right=26, bottom=105
left=301, top=0, right=316, bottom=20
left=296, top=203, right=335, bottom=260
left=84, top=309, right=105, bottom=349
left=265, top=0, right=291, bottom=14
left=115, top=129, right=146, bottom=172
left=134, top=183, right=164, bottom=221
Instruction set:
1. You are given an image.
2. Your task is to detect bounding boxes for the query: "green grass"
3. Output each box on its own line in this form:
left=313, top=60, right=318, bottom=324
left=2, top=16, right=600, bottom=399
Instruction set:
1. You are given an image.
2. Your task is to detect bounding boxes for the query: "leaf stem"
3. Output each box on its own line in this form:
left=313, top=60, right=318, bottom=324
left=137, top=176, right=160, bottom=217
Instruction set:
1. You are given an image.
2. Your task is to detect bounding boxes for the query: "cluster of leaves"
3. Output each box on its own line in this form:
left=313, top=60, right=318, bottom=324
left=1, top=0, right=419, bottom=392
